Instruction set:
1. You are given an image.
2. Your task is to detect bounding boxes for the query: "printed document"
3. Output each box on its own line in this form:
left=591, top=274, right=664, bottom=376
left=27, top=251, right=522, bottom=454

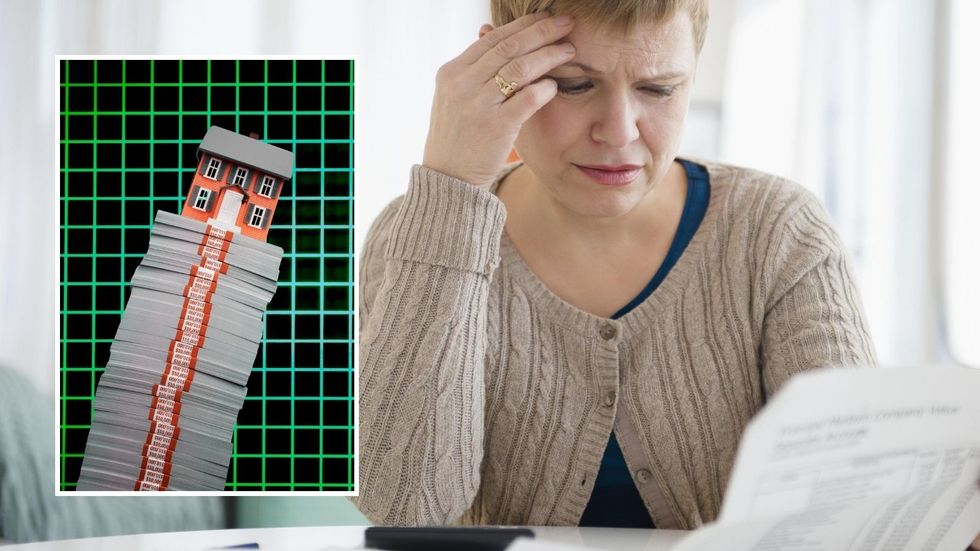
left=671, top=367, right=980, bottom=551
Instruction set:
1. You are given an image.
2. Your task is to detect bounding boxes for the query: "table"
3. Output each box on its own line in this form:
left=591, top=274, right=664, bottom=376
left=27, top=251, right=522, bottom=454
left=0, top=525, right=689, bottom=550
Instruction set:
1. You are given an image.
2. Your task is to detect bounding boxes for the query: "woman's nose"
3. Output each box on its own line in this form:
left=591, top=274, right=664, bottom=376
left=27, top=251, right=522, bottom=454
left=590, top=93, right=641, bottom=148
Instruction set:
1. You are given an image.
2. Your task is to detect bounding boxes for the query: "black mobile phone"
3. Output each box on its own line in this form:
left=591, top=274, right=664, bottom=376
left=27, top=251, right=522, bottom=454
left=364, top=526, right=536, bottom=551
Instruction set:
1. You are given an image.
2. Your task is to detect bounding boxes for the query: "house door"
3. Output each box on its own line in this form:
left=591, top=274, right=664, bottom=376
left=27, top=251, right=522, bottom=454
left=214, top=190, right=243, bottom=230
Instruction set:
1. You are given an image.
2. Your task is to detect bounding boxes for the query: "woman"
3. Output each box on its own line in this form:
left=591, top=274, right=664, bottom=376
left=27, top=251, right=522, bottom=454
left=352, top=0, right=879, bottom=529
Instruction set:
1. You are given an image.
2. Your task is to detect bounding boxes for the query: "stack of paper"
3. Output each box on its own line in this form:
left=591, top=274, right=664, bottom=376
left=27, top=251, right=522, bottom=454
left=77, top=210, right=283, bottom=491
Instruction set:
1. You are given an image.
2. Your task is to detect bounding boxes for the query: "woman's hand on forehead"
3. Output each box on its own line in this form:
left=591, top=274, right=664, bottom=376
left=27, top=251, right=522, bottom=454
left=421, top=12, right=577, bottom=189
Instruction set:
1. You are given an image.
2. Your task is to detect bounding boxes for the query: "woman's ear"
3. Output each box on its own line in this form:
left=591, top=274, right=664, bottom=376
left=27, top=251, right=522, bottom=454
left=479, top=24, right=494, bottom=39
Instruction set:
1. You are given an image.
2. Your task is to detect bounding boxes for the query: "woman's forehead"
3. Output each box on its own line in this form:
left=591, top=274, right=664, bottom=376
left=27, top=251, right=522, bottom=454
left=560, top=13, right=697, bottom=75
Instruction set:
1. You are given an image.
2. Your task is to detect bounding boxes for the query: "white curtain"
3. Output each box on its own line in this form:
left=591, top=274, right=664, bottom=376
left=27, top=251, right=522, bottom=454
left=717, top=0, right=969, bottom=368
left=0, top=0, right=60, bottom=396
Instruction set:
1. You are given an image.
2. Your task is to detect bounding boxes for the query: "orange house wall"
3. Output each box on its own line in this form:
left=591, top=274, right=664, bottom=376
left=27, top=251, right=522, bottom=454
left=180, top=154, right=285, bottom=242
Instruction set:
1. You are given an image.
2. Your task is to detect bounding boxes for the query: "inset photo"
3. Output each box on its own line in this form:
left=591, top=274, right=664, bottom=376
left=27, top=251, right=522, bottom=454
left=58, top=57, right=355, bottom=493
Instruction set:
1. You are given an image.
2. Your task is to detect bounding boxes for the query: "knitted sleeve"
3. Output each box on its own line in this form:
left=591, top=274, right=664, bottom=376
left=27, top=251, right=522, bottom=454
left=759, top=188, right=878, bottom=397
left=350, top=165, right=507, bottom=525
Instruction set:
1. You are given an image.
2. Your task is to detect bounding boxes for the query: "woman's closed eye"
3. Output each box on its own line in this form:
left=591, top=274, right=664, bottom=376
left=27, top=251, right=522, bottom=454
left=554, top=79, right=593, bottom=95
left=552, top=79, right=678, bottom=98
left=641, top=85, right=677, bottom=98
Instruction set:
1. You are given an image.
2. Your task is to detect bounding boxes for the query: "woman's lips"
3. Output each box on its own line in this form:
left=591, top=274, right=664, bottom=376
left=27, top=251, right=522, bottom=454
left=574, top=164, right=642, bottom=186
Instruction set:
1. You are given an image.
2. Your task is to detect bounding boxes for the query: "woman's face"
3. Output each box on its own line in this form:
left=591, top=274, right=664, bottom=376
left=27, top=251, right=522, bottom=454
left=513, top=12, right=698, bottom=219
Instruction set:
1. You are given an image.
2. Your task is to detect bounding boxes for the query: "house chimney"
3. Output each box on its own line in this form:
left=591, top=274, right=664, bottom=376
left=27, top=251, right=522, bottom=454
left=249, top=132, right=260, bottom=139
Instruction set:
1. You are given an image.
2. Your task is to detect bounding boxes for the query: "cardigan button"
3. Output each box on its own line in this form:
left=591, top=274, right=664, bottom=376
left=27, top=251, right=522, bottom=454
left=599, top=322, right=617, bottom=341
left=603, top=390, right=616, bottom=407
left=636, top=469, right=652, bottom=484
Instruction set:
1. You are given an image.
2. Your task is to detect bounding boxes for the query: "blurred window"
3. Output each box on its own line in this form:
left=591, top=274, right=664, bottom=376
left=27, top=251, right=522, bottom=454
left=943, top=0, right=980, bottom=366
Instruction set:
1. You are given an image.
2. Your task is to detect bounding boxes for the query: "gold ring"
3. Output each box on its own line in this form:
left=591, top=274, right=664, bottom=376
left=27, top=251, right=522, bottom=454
left=494, top=74, right=518, bottom=99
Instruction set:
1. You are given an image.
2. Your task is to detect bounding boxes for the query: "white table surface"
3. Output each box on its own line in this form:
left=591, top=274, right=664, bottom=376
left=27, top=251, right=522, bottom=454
left=0, top=525, right=689, bottom=550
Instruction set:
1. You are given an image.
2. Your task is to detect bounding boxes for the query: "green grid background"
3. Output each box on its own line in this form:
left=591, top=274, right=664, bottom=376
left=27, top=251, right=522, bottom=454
left=59, top=59, right=355, bottom=491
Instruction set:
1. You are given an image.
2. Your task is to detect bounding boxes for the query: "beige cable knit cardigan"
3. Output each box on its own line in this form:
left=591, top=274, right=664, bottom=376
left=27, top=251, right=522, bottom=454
left=352, top=159, right=877, bottom=528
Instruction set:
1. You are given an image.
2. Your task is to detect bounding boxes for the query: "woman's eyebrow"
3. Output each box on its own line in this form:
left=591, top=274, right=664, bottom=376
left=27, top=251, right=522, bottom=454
left=560, top=60, right=601, bottom=73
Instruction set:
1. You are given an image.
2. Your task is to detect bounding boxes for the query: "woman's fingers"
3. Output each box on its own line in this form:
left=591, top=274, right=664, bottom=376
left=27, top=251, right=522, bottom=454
left=499, top=78, right=560, bottom=123
left=421, top=12, right=575, bottom=187
left=457, top=12, right=550, bottom=65
left=487, top=42, right=575, bottom=104
left=472, top=14, right=575, bottom=80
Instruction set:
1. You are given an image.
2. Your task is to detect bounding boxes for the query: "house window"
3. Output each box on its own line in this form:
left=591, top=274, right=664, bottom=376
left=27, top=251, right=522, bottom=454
left=192, top=188, right=211, bottom=211
left=205, top=158, right=222, bottom=180
left=257, top=176, right=275, bottom=198
left=232, top=167, right=249, bottom=187
left=248, top=206, right=267, bottom=228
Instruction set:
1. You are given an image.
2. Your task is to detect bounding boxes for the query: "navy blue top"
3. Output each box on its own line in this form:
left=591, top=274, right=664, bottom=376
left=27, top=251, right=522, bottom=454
left=578, top=159, right=711, bottom=528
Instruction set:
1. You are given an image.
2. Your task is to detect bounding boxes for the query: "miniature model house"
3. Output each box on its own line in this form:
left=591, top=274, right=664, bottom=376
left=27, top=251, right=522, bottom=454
left=181, top=126, right=293, bottom=242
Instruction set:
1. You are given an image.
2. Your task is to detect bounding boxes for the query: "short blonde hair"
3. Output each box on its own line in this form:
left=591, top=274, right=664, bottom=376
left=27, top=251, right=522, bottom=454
left=491, top=0, right=709, bottom=54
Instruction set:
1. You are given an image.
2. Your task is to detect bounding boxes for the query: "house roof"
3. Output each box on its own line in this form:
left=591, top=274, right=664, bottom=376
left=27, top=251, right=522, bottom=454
left=198, top=126, right=294, bottom=180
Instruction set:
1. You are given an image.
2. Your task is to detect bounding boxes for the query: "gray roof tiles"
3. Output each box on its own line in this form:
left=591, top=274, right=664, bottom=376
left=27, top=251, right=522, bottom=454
left=198, top=126, right=294, bottom=180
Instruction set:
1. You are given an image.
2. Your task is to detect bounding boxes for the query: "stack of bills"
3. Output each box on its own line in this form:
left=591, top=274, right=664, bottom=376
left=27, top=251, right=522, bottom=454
left=77, top=210, right=282, bottom=491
